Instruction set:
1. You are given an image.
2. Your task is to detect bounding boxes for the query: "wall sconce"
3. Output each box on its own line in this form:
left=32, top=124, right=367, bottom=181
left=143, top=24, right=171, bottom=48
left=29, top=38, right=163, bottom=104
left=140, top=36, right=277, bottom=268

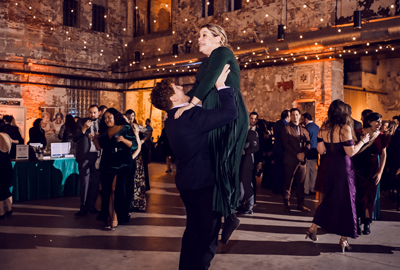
left=354, top=10, right=362, bottom=30
left=134, top=51, right=140, bottom=63
left=277, top=25, right=285, bottom=41
left=173, top=44, right=179, bottom=56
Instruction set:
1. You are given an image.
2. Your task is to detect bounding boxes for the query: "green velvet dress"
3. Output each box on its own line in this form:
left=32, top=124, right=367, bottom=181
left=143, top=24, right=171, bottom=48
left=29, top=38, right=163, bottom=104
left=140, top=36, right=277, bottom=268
left=98, top=125, right=138, bottom=223
left=187, top=46, right=249, bottom=217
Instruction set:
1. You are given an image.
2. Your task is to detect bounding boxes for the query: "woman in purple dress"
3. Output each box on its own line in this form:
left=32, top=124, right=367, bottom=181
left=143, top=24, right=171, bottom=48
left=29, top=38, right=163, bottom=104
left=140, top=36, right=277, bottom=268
left=353, top=113, right=388, bottom=235
left=305, top=100, right=369, bottom=252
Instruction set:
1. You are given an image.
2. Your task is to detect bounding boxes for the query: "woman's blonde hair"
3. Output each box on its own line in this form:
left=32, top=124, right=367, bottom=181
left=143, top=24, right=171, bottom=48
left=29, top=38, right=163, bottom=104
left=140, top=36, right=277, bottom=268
left=200, top=24, right=230, bottom=49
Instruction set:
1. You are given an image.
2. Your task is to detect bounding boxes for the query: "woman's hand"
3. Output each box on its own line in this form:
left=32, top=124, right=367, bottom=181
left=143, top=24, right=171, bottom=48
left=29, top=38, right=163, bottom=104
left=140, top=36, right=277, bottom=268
left=360, top=133, right=370, bottom=144
left=373, top=172, right=382, bottom=185
left=174, top=104, right=193, bottom=119
left=115, top=135, right=125, bottom=143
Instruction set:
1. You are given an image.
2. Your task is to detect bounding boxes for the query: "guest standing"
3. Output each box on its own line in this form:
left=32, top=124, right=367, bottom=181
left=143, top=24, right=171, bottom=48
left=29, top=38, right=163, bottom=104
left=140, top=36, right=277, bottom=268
left=0, top=133, right=13, bottom=218
left=353, top=113, right=388, bottom=234
left=281, top=108, right=311, bottom=212
left=155, top=127, right=174, bottom=173
left=1, top=115, right=24, bottom=159
left=73, top=105, right=101, bottom=216
left=238, top=128, right=259, bottom=214
left=125, top=110, right=151, bottom=211
left=272, top=110, right=290, bottom=194
left=302, top=113, right=319, bottom=195
left=95, top=108, right=138, bottom=229
left=391, top=124, right=400, bottom=211
left=306, top=100, right=369, bottom=252
left=28, top=118, right=47, bottom=149
left=58, top=115, right=79, bottom=143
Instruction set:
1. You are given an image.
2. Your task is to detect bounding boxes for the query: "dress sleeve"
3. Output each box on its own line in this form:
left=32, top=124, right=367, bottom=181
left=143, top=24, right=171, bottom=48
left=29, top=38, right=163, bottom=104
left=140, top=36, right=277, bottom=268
left=341, top=140, right=354, bottom=146
left=123, top=125, right=138, bottom=151
left=192, top=47, right=232, bottom=101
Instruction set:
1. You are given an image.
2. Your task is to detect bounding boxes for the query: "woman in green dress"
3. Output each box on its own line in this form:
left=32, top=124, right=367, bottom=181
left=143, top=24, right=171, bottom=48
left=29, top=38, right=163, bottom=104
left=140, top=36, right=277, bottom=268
left=94, top=108, right=139, bottom=230
left=175, top=24, right=248, bottom=240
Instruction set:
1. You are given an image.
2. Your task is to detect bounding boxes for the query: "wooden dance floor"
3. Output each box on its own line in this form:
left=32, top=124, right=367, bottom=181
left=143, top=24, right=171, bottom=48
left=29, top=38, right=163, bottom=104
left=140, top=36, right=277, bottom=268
left=1, top=163, right=400, bottom=270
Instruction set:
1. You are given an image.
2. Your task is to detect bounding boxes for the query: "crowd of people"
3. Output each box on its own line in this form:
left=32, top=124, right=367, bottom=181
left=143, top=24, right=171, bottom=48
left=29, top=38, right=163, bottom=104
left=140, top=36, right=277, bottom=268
left=1, top=22, right=400, bottom=270
left=0, top=105, right=153, bottom=230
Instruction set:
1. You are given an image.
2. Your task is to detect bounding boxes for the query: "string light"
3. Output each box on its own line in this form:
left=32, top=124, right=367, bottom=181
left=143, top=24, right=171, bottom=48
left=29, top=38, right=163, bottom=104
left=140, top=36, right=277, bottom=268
left=265, top=14, right=268, bottom=17
left=125, top=44, right=127, bottom=46
left=338, top=29, right=341, bottom=32
left=320, top=18, right=323, bottom=22
left=305, top=56, right=307, bottom=59
left=300, top=35, right=303, bottom=38
left=365, top=51, right=368, bottom=54
left=226, top=18, right=229, bottom=20
left=367, top=43, right=370, bottom=46
left=276, top=48, right=279, bottom=51
left=392, top=47, right=395, bottom=51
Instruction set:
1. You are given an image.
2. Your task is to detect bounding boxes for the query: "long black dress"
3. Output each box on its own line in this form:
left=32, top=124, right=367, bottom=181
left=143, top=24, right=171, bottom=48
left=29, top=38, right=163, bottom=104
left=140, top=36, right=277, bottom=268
left=98, top=125, right=138, bottom=224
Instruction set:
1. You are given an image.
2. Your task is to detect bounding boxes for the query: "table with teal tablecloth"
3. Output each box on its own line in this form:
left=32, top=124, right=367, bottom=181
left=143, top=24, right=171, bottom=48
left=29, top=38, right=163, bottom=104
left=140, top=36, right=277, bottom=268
left=11, top=158, right=80, bottom=202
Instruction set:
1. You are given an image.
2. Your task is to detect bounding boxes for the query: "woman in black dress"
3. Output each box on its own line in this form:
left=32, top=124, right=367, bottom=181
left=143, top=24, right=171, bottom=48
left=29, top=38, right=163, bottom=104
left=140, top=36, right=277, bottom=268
left=94, top=108, right=139, bottom=230
left=0, top=133, right=13, bottom=218
left=28, top=118, right=47, bottom=148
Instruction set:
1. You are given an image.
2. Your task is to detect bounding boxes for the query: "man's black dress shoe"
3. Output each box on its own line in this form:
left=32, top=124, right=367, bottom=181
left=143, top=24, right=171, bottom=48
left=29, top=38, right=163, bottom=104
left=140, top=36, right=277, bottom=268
left=221, top=215, right=240, bottom=244
left=74, top=210, right=87, bottom=216
left=5, top=210, right=13, bottom=216
left=363, top=219, right=371, bottom=235
left=284, top=205, right=291, bottom=213
left=88, top=208, right=100, bottom=214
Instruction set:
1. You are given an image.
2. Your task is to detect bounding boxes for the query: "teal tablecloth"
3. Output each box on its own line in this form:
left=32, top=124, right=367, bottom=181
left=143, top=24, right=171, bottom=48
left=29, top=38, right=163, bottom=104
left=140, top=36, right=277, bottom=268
left=11, top=158, right=79, bottom=202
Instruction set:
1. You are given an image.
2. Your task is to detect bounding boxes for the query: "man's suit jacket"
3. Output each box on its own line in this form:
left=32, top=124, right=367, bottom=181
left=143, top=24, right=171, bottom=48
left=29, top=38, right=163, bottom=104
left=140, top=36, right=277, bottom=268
left=353, top=118, right=362, bottom=130
left=241, top=129, right=259, bottom=170
left=273, top=119, right=289, bottom=159
left=73, top=119, right=98, bottom=163
left=281, top=122, right=310, bottom=165
left=305, top=121, right=319, bottom=160
left=165, top=87, right=238, bottom=192
left=2, top=124, right=24, bottom=158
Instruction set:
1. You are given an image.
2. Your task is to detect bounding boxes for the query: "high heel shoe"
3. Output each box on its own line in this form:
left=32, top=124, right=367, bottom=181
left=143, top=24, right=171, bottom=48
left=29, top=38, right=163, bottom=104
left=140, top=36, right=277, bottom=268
left=339, top=238, right=352, bottom=253
left=305, top=227, right=318, bottom=241
left=165, top=169, right=172, bottom=173
left=105, top=221, right=118, bottom=230
left=5, top=210, right=13, bottom=216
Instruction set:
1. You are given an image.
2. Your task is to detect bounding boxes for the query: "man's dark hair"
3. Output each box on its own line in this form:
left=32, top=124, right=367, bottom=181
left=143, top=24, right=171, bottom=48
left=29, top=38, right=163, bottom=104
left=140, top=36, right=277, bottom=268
left=126, top=109, right=135, bottom=115
left=302, top=113, right=312, bottom=121
left=281, top=110, right=290, bottom=119
left=88, top=105, right=99, bottom=110
left=290, top=108, right=301, bottom=114
left=392, top=115, right=400, bottom=121
left=361, top=109, right=373, bottom=118
left=249, top=112, right=258, bottom=118
left=146, top=118, right=151, bottom=123
left=99, top=105, right=108, bottom=111
left=3, top=115, right=13, bottom=124
left=151, top=78, right=175, bottom=111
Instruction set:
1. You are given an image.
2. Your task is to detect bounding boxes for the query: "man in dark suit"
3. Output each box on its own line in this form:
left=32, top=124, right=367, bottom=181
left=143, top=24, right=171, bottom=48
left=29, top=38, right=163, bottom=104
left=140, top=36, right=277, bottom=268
left=150, top=65, right=237, bottom=270
left=272, top=110, right=290, bottom=194
left=281, top=108, right=311, bottom=212
left=73, top=105, right=101, bottom=216
left=249, top=112, right=263, bottom=203
left=1, top=115, right=24, bottom=159
left=301, top=113, right=319, bottom=195
left=238, top=128, right=259, bottom=214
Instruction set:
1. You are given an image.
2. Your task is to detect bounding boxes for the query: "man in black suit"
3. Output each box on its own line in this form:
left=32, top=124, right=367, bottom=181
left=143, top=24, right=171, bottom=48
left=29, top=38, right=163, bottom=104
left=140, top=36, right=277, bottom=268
left=281, top=108, right=311, bottom=212
left=150, top=65, right=237, bottom=270
left=73, top=105, right=101, bottom=216
left=272, top=110, right=290, bottom=194
left=1, top=115, right=24, bottom=159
